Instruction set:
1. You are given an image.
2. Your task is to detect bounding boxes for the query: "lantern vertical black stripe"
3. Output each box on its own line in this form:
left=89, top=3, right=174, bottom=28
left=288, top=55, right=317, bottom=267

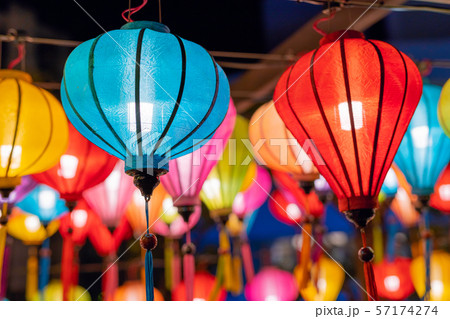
left=373, top=47, right=410, bottom=192
left=367, top=41, right=386, bottom=195
left=62, top=77, right=123, bottom=158
left=340, top=40, right=364, bottom=196
left=135, top=29, right=146, bottom=157
left=5, top=80, right=22, bottom=177
left=308, top=49, right=352, bottom=197
left=14, top=89, right=54, bottom=177
left=169, top=126, right=217, bottom=159
left=150, top=35, right=186, bottom=158
left=88, top=35, right=131, bottom=158
left=164, top=53, right=220, bottom=156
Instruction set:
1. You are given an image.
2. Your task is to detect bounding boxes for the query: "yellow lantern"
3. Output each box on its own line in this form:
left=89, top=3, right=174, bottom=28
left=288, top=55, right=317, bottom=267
left=411, top=251, right=450, bottom=301
left=0, top=70, right=68, bottom=188
left=200, top=115, right=255, bottom=218
left=438, top=78, right=450, bottom=137
left=295, top=256, right=345, bottom=301
left=31, top=280, right=91, bottom=301
left=7, top=210, right=59, bottom=245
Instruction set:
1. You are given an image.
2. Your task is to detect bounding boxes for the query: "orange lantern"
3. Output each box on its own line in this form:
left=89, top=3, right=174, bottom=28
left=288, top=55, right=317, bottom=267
left=113, top=281, right=164, bottom=301
left=172, top=271, right=226, bottom=301
left=373, top=257, right=415, bottom=300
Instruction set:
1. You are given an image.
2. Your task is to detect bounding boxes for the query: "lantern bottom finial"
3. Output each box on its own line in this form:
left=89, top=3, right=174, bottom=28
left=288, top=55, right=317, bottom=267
left=344, top=209, right=375, bottom=229
left=126, top=168, right=167, bottom=198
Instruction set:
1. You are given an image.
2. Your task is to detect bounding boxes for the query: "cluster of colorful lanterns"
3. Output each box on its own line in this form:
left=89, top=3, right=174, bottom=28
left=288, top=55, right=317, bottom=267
left=0, top=9, right=449, bottom=303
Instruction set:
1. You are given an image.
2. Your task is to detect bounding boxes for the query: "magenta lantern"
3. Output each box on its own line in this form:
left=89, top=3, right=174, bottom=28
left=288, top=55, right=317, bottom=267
left=245, top=267, right=298, bottom=301
left=160, top=101, right=236, bottom=211
left=233, top=165, right=272, bottom=219
left=83, top=161, right=135, bottom=228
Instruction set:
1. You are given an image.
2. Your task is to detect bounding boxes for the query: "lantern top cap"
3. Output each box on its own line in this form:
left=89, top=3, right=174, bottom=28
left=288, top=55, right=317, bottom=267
left=0, top=69, right=32, bottom=83
left=319, top=30, right=365, bottom=46
left=120, top=21, right=170, bottom=33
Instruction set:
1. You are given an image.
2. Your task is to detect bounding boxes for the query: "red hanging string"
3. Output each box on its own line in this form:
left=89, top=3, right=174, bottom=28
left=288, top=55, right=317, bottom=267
left=312, top=9, right=336, bottom=37
left=360, top=230, right=379, bottom=301
left=122, top=0, right=148, bottom=22
left=7, top=43, right=25, bottom=69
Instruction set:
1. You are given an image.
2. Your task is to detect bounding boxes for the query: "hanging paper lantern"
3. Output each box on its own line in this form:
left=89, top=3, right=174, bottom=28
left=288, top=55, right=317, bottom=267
left=272, top=170, right=324, bottom=218
left=232, top=165, right=272, bottom=219
left=0, top=176, right=36, bottom=205
left=429, top=163, right=450, bottom=214
left=113, top=281, right=164, bottom=301
left=389, top=166, right=419, bottom=227
left=395, top=84, right=450, bottom=196
left=83, top=161, right=135, bottom=227
left=295, top=256, right=345, bottom=301
left=269, top=189, right=304, bottom=226
left=61, top=20, right=229, bottom=188
left=33, top=123, right=117, bottom=206
left=7, top=210, right=59, bottom=245
left=0, top=70, right=68, bottom=191
left=200, top=115, right=255, bottom=219
left=161, top=101, right=236, bottom=211
left=153, top=198, right=201, bottom=238
left=274, top=30, right=422, bottom=301
left=249, top=101, right=319, bottom=183
left=16, top=184, right=68, bottom=224
left=373, top=257, right=415, bottom=300
left=245, top=267, right=298, bottom=301
left=438, top=78, right=450, bottom=137
left=411, top=251, right=450, bottom=301
left=31, top=280, right=91, bottom=301
left=274, top=31, right=422, bottom=218
left=172, top=271, right=226, bottom=301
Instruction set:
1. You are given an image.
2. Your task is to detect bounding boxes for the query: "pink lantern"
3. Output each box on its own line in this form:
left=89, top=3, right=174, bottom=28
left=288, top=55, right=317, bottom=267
left=83, top=161, right=135, bottom=228
left=245, top=267, right=298, bottom=301
left=233, top=165, right=272, bottom=219
left=160, top=100, right=236, bottom=301
left=160, top=100, right=236, bottom=210
left=153, top=199, right=202, bottom=238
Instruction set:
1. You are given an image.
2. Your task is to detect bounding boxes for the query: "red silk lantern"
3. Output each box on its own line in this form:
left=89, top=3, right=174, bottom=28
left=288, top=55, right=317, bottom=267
left=269, top=189, right=304, bottom=226
left=33, top=123, right=117, bottom=205
left=274, top=30, right=422, bottom=300
left=430, top=163, right=450, bottom=214
left=373, top=257, right=415, bottom=300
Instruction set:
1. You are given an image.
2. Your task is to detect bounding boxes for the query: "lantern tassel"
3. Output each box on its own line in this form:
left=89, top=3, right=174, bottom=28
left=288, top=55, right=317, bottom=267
left=172, top=240, right=181, bottom=290
left=209, top=250, right=224, bottom=301
left=298, top=195, right=312, bottom=290
left=360, top=229, right=379, bottom=301
left=61, top=234, right=74, bottom=301
left=219, top=227, right=233, bottom=291
left=240, top=240, right=254, bottom=282
left=38, top=237, right=51, bottom=299
left=421, top=208, right=432, bottom=301
left=0, top=226, right=6, bottom=295
left=141, top=196, right=157, bottom=301
left=26, top=246, right=38, bottom=301
left=182, top=230, right=195, bottom=301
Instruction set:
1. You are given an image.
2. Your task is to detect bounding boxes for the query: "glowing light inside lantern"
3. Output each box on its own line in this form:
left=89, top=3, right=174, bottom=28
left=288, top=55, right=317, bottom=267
left=233, top=193, right=244, bottom=212
left=265, top=295, right=278, bottom=301
left=128, top=102, right=154, bottom=133
left=411, top=126, right=430, bottom=149
left=438, top=184, right=450, bottom=201
left=71, top=209, right=88, bottom=228
left=338, top=101, right=363, bottom=131
left=162, top=197, right=177, bottom=218
left=58, top=155, right=79, bottom=179
left=202, top=178, right=221, bottom=200
left=38, top=189, right=56, bottom=210
left=326, top=231, right=348, bottom=247
left=318, top=278, right=327, bottom=292
left=193, top=298, right=205, bottom=301
left=431, top=280, right=444, bottom=299
left=0, top=145, right=22, bottom=169
left=24, top=215, right=41, bottom=232
left=384, top=275, right=400, bottom=292
left=105, top=169, right=121, bottom=211
left=286, top=203, right=301, bottom=220
left=384, top=168, right=398, bottom=189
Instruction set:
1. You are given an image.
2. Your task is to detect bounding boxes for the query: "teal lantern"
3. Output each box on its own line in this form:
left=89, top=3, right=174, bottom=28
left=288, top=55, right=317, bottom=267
left=394, top=84, right=450, bottom=196
left=394, top=83, right=450, bottom=300
left=61, top=21, right=230, bottom=301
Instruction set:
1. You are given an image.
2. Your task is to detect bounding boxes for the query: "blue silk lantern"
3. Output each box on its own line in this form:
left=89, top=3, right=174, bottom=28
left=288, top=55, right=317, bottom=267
left=16, top=184, right=68, bottom=224
left=394, top=83, right=450, bottom=300
left=61, top=21, right=230, bottom=301
left=395, top=84, right=450, bottom=196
